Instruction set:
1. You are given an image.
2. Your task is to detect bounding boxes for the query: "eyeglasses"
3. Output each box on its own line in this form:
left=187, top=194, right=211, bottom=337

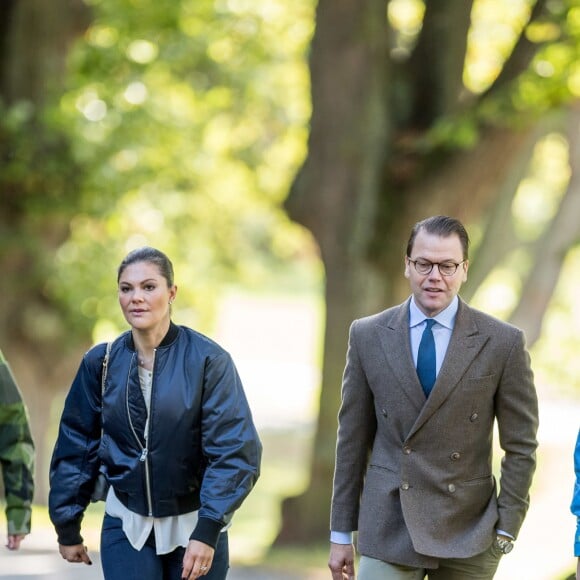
left=408, top=258, right=465, bottom=277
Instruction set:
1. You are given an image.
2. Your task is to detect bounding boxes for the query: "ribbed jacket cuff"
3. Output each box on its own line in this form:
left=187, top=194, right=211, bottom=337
left=55, top=521, right=83, bottom=546
left=189, top=517, right=223, bottom=549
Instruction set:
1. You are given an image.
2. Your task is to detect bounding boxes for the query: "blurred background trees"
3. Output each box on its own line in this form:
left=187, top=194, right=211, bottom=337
left=0, top=0, right=314, bottom=500
left=277, top=0, right=580, bottom=542
left=0, top=0, right=579, bottom=556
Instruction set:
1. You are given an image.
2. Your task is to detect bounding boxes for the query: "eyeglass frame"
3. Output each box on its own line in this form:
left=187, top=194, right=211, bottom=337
left=407, top=257, right=466, bottom=277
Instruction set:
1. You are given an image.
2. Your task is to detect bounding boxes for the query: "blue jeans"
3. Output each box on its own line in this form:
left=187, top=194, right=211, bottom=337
left=100, top=513, right=229, bottom=580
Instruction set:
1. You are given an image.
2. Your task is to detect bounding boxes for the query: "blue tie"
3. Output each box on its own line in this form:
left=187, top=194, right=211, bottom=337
left=417, top=319, right=436, bottom=396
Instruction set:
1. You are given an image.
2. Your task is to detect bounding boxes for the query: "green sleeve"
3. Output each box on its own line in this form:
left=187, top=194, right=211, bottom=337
left=0, top=349, right=35, bottom=535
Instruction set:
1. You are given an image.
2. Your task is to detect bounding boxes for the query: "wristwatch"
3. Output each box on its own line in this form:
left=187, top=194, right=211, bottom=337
left=495, top=537, right=514, bottom=554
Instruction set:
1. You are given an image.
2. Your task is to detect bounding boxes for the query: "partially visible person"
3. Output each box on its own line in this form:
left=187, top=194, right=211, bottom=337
left=572, top=427, right=580, bottom=579
left=49, top=247, right=262, bottom=580
left=0, top=349, right=35, bottom=550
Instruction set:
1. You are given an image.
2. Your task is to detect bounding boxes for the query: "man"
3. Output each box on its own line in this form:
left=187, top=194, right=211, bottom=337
left=0, top=349, right=34, bottom=550
left=329, top=216, right=539, bottom=579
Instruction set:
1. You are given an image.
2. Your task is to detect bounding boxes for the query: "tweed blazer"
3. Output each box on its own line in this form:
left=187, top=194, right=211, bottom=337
left=330, top=298, right=539, bottom=568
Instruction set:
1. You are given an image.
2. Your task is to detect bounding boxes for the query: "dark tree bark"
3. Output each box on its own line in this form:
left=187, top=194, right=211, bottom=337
left=0, top=0, right=91, bottom=502
left=408, top=0, right=474, bottom=127
left=277, top=0, right=392, bottom=542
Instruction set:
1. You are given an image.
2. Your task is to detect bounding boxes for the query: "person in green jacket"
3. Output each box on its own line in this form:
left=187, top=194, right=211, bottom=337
left=0, top=349, right=34, bottom=550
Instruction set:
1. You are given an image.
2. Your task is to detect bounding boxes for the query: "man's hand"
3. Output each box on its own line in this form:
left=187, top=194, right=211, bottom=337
left=58, top=543, right=92, bottom=565
left=6, top=534, right=26, bottom=550
left=181, top=539, right=215, bottom=579
left=329, top=542, right=356, bottom=580
left=576, top=557, right=579, bottom=580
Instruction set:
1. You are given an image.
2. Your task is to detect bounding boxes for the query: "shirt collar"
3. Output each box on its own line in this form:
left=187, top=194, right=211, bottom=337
left=409, top=295, right=459, bottom=330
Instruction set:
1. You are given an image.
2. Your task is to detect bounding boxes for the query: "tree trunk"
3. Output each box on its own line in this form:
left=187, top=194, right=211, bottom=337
left=0, top=0, right=91, bottom=502
left=509, top=105, right=580, bottom=346
left=276, top=0, right=391, bottom=543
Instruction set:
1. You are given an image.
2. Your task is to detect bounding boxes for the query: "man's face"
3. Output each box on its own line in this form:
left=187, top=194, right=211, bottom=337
left=404, top=230, right=468, bottom=317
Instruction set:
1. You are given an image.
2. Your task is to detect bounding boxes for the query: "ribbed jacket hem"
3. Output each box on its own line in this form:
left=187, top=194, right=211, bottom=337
left=55, top=520, right=83, bottom=546
left=189, top=517, right=223, bottom=549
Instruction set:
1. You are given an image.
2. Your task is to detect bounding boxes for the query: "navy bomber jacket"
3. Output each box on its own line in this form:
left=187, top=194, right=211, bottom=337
left=49, top=323, right=262, bottom=549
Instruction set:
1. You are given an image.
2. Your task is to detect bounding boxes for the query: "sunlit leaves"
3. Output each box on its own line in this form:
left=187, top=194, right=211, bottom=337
left=511, top=132, right=570, bottom=240
left=466, top=0, right=536, bottom=93
left=126, top=39, right=158, bottom=64
left=47, top=0, right=315, bottom=338
left=387, top=0, right=424, bottom=58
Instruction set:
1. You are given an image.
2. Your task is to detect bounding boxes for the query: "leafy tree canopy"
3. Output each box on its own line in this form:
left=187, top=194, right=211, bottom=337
left=44, top=0, right=318, bottom=339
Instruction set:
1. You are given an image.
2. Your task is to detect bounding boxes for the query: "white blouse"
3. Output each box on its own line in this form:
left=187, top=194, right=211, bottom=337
left=104, top=365, right=199, bottom=554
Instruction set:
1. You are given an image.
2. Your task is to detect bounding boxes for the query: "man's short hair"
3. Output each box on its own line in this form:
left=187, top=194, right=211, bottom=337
left=406, top=215, right=470, bottom=260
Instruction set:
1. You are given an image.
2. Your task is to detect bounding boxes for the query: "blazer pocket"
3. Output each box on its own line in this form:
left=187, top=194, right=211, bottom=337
left=462, top=474, right=494, bottom=486
left=467, top=375, right=496, bottom=389
left=368, top=463, right=397, bottom=475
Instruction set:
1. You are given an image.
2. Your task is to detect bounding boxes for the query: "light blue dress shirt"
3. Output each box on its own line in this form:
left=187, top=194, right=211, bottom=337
left=408, top=295, right=457, bottom=374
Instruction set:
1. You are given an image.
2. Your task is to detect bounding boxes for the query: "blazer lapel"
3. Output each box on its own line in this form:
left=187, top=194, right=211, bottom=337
left=407, top=299, right=489, bottom=439
left=376, top=299, right=426, bottom=413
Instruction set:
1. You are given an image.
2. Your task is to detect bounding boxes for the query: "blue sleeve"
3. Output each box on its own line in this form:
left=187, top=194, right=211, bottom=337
left=48, top=345, right=106, bottom=545
left=572, top=427, right=580, bottom=556
left=190, top=351, right=262, bottom=548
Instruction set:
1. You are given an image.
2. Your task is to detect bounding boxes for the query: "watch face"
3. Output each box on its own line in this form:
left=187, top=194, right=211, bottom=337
left=496, top=539, right=513, bottom=554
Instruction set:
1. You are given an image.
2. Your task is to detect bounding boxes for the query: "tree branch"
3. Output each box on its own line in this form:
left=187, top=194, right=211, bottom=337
left=461, top=117, right=556, bottom=301
left=407, top=0, right=474, bottom=127
left=481, top=0, right=551, bottom=101
left=509, top=105, right=580, bottom=347
left=284, top=0, right=391, bottom=263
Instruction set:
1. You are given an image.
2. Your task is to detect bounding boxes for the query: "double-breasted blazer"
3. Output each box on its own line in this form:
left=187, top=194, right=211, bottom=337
left=330, top=297, right=539, bottom=568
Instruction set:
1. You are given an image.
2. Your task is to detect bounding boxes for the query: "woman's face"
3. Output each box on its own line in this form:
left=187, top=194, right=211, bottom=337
left=118, top=261, right=177, bottom=332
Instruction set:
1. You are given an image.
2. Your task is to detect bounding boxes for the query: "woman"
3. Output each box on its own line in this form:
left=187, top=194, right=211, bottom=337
left=49, top=247, right=262, bottom=579
left=573, top=427, right=580, bottom=579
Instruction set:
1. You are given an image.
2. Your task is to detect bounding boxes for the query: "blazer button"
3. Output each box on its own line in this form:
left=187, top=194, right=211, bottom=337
left=450, top=452, right=461, bottom=461
left=403, top=446, right=412, bottom=455
left=401, top=482, right=410, bottom=491
left=470, top=412, right=478, bottom=422
left=381, top=408, right=388, bottom=417
left=448, top=484, right=456, bottom=493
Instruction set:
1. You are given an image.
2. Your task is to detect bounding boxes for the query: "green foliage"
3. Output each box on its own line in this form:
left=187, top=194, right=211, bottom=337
left=44, top=0, right=316, bottom=338
left=402, top=0, right=580, bottom=154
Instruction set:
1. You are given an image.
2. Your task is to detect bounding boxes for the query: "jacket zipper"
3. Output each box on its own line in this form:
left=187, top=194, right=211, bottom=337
left=126, top=351, right=155, bottom=516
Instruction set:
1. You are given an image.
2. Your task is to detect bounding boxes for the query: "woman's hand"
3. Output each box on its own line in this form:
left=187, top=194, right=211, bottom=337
left=181, top=539, right=215, bottom=579
left=58, top=543, right=92, bottom=565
